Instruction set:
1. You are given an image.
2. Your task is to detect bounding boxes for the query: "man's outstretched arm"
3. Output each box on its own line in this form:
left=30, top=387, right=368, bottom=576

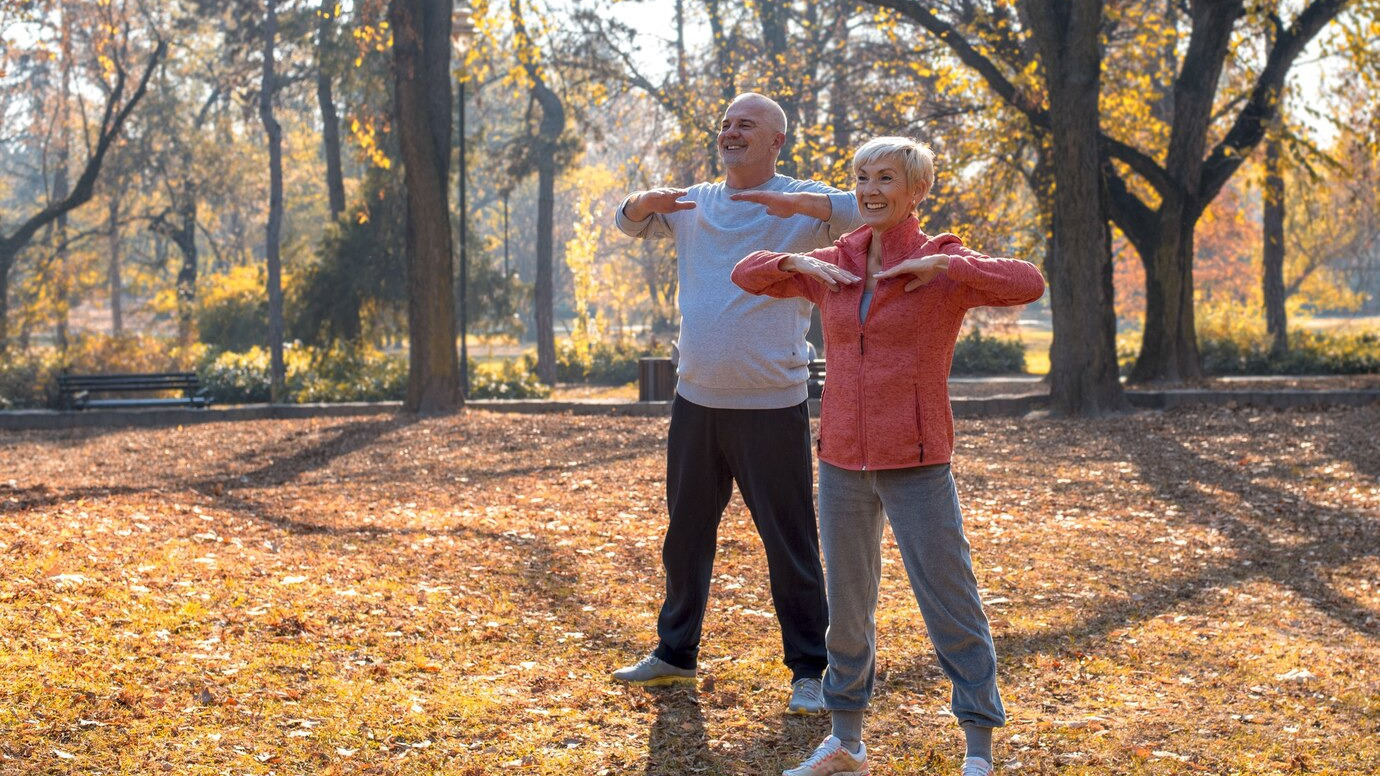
left=728, top=190, right=832, bottom=221
left=622, top=187, right=696, bottom=222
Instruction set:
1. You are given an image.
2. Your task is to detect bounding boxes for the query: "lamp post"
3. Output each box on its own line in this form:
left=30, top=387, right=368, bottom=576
left=454, top=5, right=475, bottom=397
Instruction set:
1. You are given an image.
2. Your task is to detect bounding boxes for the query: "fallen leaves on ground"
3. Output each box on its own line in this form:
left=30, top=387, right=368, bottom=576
left=0, top=405, right=1376, bottom=775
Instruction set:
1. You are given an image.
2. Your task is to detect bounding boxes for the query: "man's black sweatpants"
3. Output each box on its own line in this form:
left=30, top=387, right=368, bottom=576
left=652, top=394, right=829, bottom=681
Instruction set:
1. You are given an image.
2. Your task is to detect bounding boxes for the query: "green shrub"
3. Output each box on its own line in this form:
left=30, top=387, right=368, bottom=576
left=1200, top=329, right=1380, bottom=375
left=197, top=266, right=273, bottom=352
left=0, top=351, right=57, bottom=409
left=197, top=349, right=274, bottom=403
left=951, top=330, right=1027, bottom=375
left=0, top=338, right=557, bottom=407
left=197, top=344, right=408, bottom=404
left=468, top=358, right=550, bottom=399
left=555, top=339, right=668, bottom=384
left=295, top=346, right=407, bottom=403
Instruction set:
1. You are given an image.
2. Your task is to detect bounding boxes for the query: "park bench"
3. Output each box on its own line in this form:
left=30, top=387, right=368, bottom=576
left=808, top=359, right=826, bottom=399
left=57, top=372, right=213, bottom=410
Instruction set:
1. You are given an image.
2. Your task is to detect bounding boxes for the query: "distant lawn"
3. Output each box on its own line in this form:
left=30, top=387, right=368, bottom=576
left=1300, top=314, right=1380, bottom=333
left=468, top=313, right=1380, bottom=385
left=1014, top=315, right=1380, bottom=378
left=1015, top=327, right=1052, bottom=376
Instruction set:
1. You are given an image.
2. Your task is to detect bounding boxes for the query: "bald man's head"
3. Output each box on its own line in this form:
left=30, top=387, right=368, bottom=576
left=718, top=92, right=788, bottom=184
left=726, top=92, right=788, bottom=136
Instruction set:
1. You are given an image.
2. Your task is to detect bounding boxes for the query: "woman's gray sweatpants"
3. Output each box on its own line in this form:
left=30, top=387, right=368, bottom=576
left=818, top=461, right=1005, bottom=729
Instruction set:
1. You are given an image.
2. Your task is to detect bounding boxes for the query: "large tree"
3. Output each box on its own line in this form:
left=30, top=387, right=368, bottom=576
left=261, top=0, right=288, bottom=402
left=867, top=0, right=1350, bottom=386
left=1261, top=118, right=1287, bottom=356
left=864, top=0, right=1126, bottom=413
left=1104, top=0, right=1349, bottom=382
left=389, top=0, right=462, bottom=412
left=1026, top=0, right=1127, bottom=414
left=315, top=0, right=347, bottom=220
left=0, top=35, right=164, bottom=352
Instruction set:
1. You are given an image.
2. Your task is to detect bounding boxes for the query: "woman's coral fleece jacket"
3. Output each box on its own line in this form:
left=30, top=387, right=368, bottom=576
left=732, top=217, right=1046, bottom=471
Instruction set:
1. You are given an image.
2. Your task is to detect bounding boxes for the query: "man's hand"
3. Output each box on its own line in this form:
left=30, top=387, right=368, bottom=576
left=729, top=190, right=831, bottom=220
left=782, top=254, right=860, bottom=291
left=873, top=254, right=951, bottom=291
left=624, top=188, right=696, bottom=221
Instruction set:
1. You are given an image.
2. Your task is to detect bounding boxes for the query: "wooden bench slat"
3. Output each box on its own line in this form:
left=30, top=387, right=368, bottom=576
left=82, top=397, right=212, bottom=409
left=58, top=371, right=212, bottom=411
left=61, top=382, right=200, bottom=390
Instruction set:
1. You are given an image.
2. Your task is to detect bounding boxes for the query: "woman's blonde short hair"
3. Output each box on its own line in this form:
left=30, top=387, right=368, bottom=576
left=852, top=136, right=935, bottom=199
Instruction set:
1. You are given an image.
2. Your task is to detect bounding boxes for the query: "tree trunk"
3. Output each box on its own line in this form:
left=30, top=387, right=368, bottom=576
left=535, top=146, right=558, bottom=385
left=511, top=0, right=566, bottom=386
left=1027, top=0, right=1127, bottom=415
left=1262, top=122, right=1287, bottom=356
left=150, top=177, right=200, bottom=348
left=704, top=0, right=734, bottom=177
left=674, top=0, right=687, bottom=83
left=108, top=196, right=122, bottom=335
left=0, top=258, right=9, bottom=350
left=55, top=18, right=73, bottom=352
left=54, top=151, right=71, bottom=353
left=457, top=76, right=470, bottom=396
left=390, top=0, right=461, bottom=412
left=261, top=0, right=287, bottom=403
left=317, top=0, right=346, bottom=220
left=1126, top=1, right=1243, bottom=383
left=828, top=0, right=851, bottom=165
left=1131, top=203, right=1201, bottom=383
left=757, top=0, right=797, bottom=177
left=175, top=184, right=199, bottom=348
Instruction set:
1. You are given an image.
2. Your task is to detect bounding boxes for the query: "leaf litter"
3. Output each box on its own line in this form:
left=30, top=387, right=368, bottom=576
left=0, top=405, right=1376, bottom=774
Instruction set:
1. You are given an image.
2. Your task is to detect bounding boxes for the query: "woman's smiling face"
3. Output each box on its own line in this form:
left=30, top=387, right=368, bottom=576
left=854, top=156, right=921, bottom=233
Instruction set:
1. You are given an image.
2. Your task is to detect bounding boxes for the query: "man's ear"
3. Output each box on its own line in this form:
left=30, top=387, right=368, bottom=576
left=772, top=132, right=786, bottom=151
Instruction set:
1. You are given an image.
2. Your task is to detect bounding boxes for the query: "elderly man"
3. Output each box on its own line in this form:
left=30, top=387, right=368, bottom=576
left=611, top=92, right=860, bottom=714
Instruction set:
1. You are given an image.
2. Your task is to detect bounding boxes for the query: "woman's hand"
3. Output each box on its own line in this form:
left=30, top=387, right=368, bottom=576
left=874, top=254, right=951, bottom=291
left=782, top=254, right=861, bottom=291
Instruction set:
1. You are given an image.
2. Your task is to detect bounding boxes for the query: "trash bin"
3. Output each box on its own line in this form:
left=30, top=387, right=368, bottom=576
left=637, top=357, right=677, bottom=402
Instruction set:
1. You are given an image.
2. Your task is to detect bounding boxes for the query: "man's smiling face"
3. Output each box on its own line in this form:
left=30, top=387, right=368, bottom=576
left=717, top=98, right=784, bottom=175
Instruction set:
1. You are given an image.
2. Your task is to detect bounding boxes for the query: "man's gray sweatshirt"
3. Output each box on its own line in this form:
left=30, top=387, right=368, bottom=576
left=616, top=174, right=859, bottom=410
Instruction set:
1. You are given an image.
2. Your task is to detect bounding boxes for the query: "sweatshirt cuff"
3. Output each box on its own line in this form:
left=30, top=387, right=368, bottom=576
left=825, top=192, right=857, bottom=233
left=614, top=195, right=649, bottom=235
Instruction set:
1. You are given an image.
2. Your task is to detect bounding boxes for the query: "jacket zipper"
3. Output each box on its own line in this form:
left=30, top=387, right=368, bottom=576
left=858, top=285, right=869, bottom=471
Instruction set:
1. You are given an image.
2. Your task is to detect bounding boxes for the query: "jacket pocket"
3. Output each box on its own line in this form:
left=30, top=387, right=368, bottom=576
left=913, top=382, right=925, bottom=462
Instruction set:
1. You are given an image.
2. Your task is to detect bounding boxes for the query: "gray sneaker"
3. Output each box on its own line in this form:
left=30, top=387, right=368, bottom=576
left=787, top=677, right=825, bottom=715
left=611, top=654, right=696, bottom=686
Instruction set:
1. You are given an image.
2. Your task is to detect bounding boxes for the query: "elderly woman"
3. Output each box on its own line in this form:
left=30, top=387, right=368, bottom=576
left=731, top=137, right=1045, bottom=776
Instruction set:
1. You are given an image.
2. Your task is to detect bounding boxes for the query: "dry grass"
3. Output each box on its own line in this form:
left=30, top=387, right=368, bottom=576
left=1, top=405, right=1376, bottom=775
left=550, top=383, right=640, bottom=401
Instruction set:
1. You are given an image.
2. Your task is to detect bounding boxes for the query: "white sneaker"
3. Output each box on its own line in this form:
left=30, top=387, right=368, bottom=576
left=961, top=756, right=993, bottom=776
left=782, top=735, right=868, bottom=776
